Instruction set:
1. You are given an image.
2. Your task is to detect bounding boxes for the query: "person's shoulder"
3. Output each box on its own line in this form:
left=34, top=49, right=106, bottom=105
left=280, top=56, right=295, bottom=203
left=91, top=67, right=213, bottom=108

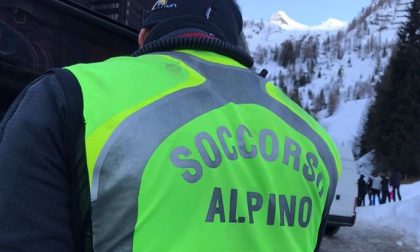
left=0, top=72, right=71, bottom=138
left=14, top=73, right=66, bottom=102
left=17, top=69, right=82, bottom=117
left=64, top=54, right=172, bottom=78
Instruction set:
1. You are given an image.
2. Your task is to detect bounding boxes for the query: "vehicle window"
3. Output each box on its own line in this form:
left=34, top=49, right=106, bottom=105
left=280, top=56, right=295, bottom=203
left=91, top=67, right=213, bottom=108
left=0, top=0, right=140, bottom=120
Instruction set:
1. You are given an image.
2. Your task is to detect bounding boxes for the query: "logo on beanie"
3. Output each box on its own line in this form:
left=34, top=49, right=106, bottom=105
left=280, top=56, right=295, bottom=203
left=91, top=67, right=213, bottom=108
left=152, top=0, right=177, bottom=11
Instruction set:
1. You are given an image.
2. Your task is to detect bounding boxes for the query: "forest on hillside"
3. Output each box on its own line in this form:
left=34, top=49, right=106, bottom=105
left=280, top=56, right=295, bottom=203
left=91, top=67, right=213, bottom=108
left=360, top=0, right=420, bottom=177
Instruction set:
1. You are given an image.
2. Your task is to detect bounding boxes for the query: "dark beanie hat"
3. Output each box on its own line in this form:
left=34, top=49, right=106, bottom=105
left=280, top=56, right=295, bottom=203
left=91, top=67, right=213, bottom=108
left=142, top=0, right=243, bottom=45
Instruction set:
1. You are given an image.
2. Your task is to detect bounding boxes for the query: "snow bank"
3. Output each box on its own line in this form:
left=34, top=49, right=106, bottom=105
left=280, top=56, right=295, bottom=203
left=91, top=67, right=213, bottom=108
left=357, top=182, right=420, bottom=248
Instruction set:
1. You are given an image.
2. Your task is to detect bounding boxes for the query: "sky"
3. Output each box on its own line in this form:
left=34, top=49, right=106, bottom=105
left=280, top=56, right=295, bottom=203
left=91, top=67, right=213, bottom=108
left=236, top=0, right=373, bottom=25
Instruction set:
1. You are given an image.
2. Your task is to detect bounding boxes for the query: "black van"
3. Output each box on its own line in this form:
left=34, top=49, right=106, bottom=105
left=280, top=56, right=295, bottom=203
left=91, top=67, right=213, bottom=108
left=0, top=0, right=140, bottom=120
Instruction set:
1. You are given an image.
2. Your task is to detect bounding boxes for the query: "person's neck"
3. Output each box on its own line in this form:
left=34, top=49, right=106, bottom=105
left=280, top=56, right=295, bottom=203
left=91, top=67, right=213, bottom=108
left=157, top=28, right=219, bottom=41
left=134, top=24, right=254, bottom=68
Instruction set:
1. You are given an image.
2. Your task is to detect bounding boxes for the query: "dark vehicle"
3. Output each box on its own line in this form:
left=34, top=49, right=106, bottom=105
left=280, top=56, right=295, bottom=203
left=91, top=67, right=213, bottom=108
left=0, top=0, right=142, bottom=120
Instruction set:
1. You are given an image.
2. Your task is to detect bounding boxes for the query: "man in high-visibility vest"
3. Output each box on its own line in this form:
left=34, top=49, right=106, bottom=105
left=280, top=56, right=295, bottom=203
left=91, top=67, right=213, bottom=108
left=0, top=0, right=341, bottom=251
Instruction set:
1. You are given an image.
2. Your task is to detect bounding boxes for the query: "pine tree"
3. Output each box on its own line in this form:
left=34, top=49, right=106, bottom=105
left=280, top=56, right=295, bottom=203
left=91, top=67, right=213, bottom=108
left=288, top=88, right=302, bottom=107
left=360, top=0, right=420, bottom=177
left=279, top=40, right=295, bottom=67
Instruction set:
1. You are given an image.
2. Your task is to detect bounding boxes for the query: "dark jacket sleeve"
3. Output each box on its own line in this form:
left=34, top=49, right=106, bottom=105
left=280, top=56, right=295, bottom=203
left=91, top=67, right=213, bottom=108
left=0, top=74, right=75, bottom=251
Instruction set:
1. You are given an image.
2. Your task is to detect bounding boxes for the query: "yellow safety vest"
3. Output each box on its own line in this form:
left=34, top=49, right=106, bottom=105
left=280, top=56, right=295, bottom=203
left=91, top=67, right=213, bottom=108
left=67, top=50, right=341, bottom=252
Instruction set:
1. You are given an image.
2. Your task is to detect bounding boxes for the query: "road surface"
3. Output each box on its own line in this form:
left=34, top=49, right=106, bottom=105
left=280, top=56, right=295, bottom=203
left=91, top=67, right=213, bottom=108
left=320, top=222, right=420, bottom=252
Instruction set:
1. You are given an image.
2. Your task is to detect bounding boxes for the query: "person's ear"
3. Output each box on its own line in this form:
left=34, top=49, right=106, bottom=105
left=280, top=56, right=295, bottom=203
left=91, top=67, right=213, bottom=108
left=138, top=28, right=149, bottom=47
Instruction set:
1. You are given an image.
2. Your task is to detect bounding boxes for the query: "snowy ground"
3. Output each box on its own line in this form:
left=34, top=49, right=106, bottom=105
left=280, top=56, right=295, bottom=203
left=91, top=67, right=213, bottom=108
left=356, top=182, right=420, bottom=250
left=319, top=100, right=420, bottom=250
left=321, top=182, right=420, bottom=252
left=321, top=222, right=418, bottom=252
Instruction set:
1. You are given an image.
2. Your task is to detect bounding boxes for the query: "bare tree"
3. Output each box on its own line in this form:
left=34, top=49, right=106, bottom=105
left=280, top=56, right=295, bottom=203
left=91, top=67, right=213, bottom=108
left=327, top=86, right=340, bottom=116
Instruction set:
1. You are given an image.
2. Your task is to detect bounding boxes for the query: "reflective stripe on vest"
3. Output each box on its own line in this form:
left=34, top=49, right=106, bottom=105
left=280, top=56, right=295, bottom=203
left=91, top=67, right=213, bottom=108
left=66, top=50, right=341, bottom=252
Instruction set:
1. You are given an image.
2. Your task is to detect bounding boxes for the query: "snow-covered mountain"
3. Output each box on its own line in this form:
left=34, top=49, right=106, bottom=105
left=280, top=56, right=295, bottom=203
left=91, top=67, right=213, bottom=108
left=270, top=11, right=309, bottom=30
left=243, top=0, right=412, bottom=149
left=314, top=18, right=348, bottom=31
left=270, top=11, right=347, bottom=31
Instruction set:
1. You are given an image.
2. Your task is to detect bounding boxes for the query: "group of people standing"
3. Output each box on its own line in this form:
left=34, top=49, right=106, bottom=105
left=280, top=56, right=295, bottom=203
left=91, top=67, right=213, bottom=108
left=357, top=170, right=402, bottom=206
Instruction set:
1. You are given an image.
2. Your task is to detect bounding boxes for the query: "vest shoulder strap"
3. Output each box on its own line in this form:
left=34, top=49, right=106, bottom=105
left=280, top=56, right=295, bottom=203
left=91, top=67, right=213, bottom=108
left=49, top=68, right=93, bottom=252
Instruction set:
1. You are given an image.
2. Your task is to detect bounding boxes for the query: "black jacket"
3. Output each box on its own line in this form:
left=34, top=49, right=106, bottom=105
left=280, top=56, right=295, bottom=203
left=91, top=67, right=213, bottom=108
left=390, top=171, right=402, bottom=187
left=381, top=177, right=389, bottom=192
left=0, top=72, right=91, bottom=252
left=357, top=177, right=367, bottom=194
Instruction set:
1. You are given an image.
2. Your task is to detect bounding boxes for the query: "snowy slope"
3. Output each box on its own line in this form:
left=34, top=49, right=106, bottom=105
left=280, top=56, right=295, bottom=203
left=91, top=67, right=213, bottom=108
left=319, top=99, right=371, bottom=146
left=357, top=182, right=420, bottom=249
left=243, top=0, right=411, bottom=149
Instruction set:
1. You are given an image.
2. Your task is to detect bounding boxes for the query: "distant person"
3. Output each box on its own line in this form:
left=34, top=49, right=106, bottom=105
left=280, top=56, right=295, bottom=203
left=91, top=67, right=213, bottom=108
left=357, top=175, right=367, bottom=206
left=367, top=177, right=373, bottom=205
left=380, top=174, right=390, bottom=204
left=390, top=170, right=402, bottom=201
left=371, top=176, right=382, bottom=205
